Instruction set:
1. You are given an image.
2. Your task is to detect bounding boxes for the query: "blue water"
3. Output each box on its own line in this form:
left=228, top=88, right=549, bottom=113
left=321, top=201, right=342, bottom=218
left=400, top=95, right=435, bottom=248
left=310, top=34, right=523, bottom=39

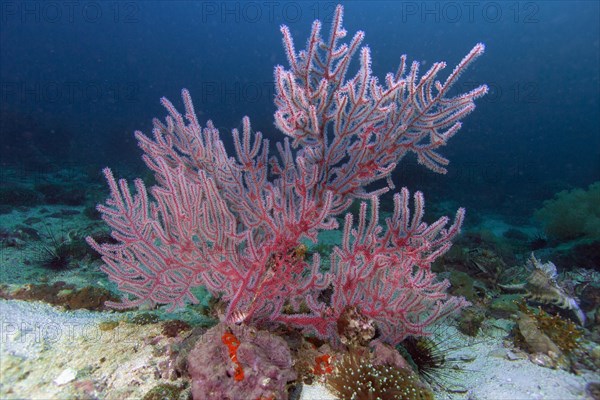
left=1, top=1, right=598, bottom=216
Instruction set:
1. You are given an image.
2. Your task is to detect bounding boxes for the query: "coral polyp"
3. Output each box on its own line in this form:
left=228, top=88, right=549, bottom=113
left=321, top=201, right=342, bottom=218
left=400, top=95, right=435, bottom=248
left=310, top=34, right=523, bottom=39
left=326, top=350, right=433, bottom=400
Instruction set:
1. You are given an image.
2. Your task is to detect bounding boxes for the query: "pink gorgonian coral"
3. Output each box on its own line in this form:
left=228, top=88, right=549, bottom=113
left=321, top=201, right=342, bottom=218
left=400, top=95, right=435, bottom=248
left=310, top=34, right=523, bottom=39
left=87, top=5, right=486, bottom=345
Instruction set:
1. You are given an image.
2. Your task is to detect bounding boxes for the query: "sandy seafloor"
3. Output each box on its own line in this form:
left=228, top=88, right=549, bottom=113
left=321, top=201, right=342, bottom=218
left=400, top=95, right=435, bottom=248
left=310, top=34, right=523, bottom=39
left=1, top=298, right=598, bottom=400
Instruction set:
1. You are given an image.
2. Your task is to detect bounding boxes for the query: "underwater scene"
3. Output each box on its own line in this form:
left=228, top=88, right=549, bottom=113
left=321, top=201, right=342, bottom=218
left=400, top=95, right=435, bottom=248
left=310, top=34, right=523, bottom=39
left=0, top=1, right=599, bottom=399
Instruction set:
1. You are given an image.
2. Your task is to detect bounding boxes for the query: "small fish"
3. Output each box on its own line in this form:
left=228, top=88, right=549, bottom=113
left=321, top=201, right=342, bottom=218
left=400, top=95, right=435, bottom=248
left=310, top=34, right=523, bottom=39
left=227, top=309, right=249, bottom=325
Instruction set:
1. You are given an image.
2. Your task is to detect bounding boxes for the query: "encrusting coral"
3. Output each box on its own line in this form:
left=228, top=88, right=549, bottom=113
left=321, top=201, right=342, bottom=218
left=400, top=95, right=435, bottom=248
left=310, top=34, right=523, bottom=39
left=512, top=300, right=584, bottom=370
left=186, top=323, right=296, bottom=400
left=336, top=306, right=377, bottom=348
left=514, top=301, right=582, bottom=356
left=515, top=311, right=562, bottom=356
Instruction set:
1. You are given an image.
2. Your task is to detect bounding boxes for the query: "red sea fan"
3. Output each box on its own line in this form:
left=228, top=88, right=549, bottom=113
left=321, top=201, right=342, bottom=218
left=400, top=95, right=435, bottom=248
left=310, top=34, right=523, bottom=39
left=87, top=4, right=485, bottom=346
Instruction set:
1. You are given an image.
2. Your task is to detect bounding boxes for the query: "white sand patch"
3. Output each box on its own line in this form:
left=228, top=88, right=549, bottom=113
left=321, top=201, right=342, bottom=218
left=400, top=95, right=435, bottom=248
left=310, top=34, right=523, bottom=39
left=0, top=299, right=185, bottom=399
